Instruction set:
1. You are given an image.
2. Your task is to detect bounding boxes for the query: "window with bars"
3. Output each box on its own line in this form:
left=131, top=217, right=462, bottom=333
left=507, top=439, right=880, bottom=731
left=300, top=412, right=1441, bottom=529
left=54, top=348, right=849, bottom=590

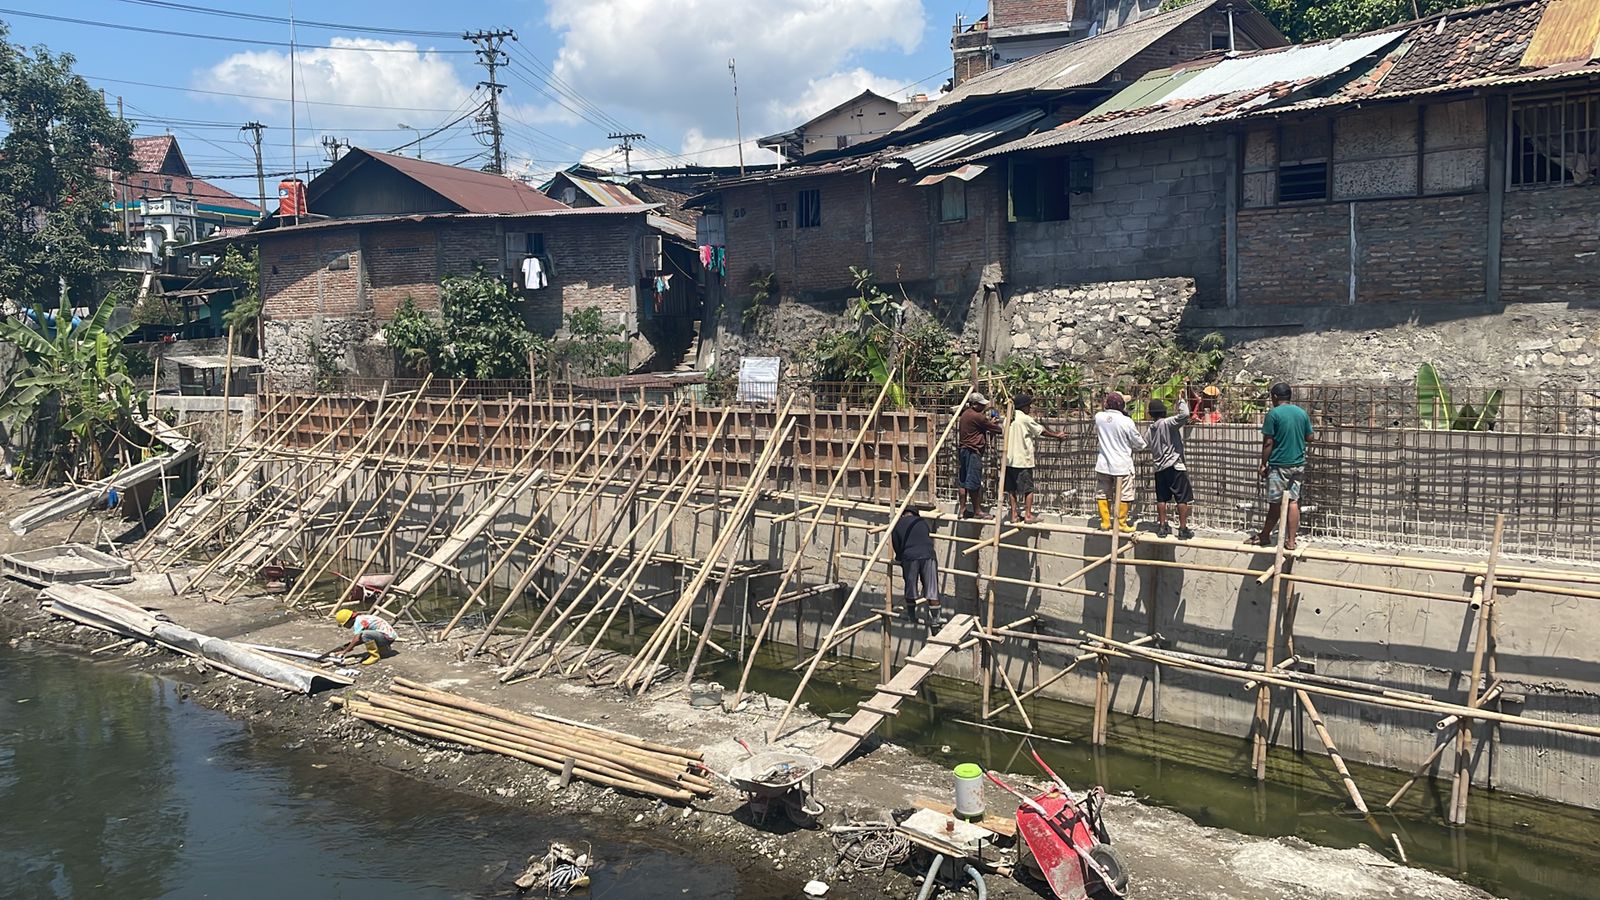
left=1510, top=89, right=1600, bottom=188
left=796, top=189, right=821, bottom=228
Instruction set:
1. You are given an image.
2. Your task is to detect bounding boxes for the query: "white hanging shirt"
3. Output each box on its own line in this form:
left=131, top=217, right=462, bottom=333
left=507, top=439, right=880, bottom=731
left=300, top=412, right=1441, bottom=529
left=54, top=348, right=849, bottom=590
left=520, top=256, right=547, bottom=289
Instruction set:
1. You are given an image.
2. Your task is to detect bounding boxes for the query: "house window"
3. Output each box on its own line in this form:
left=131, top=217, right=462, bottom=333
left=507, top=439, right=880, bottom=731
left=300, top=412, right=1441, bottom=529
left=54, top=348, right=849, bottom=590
left=796, top=189, right=821, bottom=228
left=1510, top=88, right=1600, bottom=188
left=836, top=135, right=849, bottom=149
left=1211, top=31, right=1231, bottom=51
left=164, top=178, right=173, bottom=192
left=1008, top=158, right=1068, bottom=222
left=732, top=207, right=746, bottom=219
left=1276, top=122, right=1330, bottom=203
left=939, top=179, right=967, bottom=222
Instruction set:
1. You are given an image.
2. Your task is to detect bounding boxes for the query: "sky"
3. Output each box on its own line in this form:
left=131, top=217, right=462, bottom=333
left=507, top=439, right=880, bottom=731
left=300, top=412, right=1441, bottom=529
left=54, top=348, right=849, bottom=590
left=0, top=0, right=984, bottom=200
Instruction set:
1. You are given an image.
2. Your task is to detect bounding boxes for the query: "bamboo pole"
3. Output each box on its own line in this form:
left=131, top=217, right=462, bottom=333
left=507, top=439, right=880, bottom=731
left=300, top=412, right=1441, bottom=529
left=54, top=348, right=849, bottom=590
left=982, top=397, right=1013, bottom=720
left=1254, top=489, right=1294, bottom=779
left=680, top=415, right=800, bottom=690
left=463, top=404, right=634, bottom=655
left=1450, top=514, right=1504, bottom=826
left=555, top=412, right=732, bottom=678
left=619, top=397, right=796, bottom=692
left=768, top=387, right=971, bottom=742
left=219, top=324, right=235, bottom=448
left=727, top=374, right=896, bottom=712
left=1297, top=688, right=1369, bottom=813
left=1092, top=475, right=1127, bottom=747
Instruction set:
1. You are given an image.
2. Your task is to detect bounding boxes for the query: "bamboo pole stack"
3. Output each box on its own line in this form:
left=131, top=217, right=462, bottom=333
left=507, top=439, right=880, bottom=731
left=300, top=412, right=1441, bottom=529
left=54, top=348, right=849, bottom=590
left=338, top=679, right=711, bottom=803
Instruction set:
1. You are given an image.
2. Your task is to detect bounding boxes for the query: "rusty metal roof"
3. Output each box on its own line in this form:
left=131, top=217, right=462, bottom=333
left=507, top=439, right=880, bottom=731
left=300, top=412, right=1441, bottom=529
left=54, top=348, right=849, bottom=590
left=188, top=204, right=655, bottom=250
left=338, top=149, right=569, bottom=214
left=1521, top=0, right=1600, bottom=66
left=897, top=0, right=1285, bottom=132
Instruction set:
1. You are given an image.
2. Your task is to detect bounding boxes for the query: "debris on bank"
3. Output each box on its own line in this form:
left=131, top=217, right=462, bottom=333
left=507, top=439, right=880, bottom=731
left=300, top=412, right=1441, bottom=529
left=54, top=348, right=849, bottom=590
left=39, top=583, right=351, bottom=693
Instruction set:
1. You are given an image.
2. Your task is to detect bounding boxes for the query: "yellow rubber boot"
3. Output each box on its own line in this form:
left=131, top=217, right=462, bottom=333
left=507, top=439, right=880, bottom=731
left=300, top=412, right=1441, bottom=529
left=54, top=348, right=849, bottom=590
left=1096, top=499, right=1112, bottom=530
left=361, top=639, right=381, bottom=665
left=1117, top=502, right=1133, bottom=531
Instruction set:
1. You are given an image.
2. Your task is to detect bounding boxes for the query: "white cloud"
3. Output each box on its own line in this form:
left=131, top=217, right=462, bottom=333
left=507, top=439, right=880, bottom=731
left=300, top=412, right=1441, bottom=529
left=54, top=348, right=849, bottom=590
left=199, top=38, right=476, bottom=133
left=774, top=68, right=911, bottom=125
left=543, top=0, right=925, bottom=138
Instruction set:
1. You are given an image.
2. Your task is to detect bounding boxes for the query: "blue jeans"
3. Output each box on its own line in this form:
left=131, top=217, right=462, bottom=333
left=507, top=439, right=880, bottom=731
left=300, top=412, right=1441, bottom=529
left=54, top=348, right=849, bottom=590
left=957, top=448, right=984, bottom=491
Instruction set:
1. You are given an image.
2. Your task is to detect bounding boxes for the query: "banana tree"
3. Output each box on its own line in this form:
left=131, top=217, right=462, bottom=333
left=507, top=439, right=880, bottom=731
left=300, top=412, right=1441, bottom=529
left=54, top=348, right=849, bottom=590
left=0, top=288, right=144, bottom=480
left=1416, top=363, right=1500, bottom=431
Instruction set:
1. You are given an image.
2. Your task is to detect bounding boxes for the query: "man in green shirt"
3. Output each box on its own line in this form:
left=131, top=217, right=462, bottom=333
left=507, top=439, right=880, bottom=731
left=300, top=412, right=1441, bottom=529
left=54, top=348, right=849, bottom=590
left=1249, top=382, right=1313, bottom=550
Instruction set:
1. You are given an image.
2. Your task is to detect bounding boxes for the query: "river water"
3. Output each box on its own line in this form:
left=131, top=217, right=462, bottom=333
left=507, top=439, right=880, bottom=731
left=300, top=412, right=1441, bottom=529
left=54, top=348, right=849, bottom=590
left=0, top=639, right=787, bottom=900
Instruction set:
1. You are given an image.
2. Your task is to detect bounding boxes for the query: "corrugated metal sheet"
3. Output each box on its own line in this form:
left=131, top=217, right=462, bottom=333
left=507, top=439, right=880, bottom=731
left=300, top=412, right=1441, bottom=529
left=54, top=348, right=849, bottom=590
left=889, top=109, right=1043, bottom=169
left=1521, top=0, right=1600, bottom=67
left=565, top=172, right=644, bottom=207
left=1162, top=32, right=1404, bottom=101
left=898, top=0, right=1267, bottom=131
left=647, top=214, right=696, bottom=243
left=358, top=150, right=569, bottom=214
left=914, top=164, right=990, bottom=186
left=1094, top=65, right=1212, bottom=114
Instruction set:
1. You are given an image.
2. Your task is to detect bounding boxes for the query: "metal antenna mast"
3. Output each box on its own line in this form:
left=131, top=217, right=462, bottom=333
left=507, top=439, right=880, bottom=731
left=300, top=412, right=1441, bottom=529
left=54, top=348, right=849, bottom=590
left=464, top=29, right=516, bottom=174
left=320, top=135, right=349, bottom=164
left=240, top=121, right=267, bottom=218
left=607, top=132, right=646, bottom=174
left=728, top=58, right=745, bottom=176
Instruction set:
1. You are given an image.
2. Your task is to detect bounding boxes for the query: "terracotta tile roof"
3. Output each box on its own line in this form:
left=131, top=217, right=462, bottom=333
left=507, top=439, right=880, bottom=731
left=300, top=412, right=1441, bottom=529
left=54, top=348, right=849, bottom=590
left=1379, top=0, right=1547, bottom=94
left=130, top=135, right=190, bottom=176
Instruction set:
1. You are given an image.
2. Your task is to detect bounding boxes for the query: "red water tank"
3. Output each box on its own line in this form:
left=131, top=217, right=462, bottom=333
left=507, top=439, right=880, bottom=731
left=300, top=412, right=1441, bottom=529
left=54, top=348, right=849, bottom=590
left=277, top=179, right=307, bottom=218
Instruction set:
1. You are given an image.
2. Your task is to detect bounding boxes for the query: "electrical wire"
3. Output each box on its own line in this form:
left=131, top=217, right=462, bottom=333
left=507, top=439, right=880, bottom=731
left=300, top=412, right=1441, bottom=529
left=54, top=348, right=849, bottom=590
left=0, top=8, right=474, bottom=53
left=108, top=0, right=461, bottom=38
left=86, top=74, right=474, bottom=114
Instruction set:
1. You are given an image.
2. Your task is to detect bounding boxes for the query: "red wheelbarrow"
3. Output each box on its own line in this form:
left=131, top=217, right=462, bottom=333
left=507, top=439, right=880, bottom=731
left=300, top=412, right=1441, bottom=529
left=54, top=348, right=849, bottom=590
left=986, top=750, right=1128, bottom=900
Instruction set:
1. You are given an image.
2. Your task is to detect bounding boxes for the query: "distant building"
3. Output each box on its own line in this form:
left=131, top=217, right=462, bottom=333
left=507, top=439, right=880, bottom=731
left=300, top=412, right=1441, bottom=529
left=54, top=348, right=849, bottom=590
left=757, top=90, right=910, bottom=161
left=213, top=149, right=705, bottom=386
left=111, top=136, right=261, bottom=270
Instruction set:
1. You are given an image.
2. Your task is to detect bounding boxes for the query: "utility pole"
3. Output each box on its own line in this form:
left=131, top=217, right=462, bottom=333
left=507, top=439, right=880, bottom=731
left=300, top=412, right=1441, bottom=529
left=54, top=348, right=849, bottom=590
left=465, top=28, right=516, bottom=174
left=607, top=132, right=646, bottom=174
left=728, top=58, right=745, bottom=176
left=240, top=121, right=267, bottom=219
left=320, top=135, right=349, bottom=164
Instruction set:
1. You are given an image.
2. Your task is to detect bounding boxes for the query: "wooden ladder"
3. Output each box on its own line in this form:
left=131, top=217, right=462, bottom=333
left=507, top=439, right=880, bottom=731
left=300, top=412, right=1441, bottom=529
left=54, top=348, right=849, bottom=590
left=811, top=613, right=978, bottom=768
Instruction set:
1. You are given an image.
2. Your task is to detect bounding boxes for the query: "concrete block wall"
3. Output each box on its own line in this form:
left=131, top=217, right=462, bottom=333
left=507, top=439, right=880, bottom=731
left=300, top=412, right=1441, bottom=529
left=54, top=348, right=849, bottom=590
left=1010, top=131, right=1231, bottom=300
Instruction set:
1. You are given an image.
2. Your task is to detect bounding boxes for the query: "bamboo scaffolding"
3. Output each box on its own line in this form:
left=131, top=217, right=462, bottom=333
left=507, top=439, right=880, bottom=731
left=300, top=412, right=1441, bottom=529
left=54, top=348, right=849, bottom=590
left=553, top=411, right=733, bottom=679
left=1091, top=475, right=1127, bottom=747
left=131, top=392, right=300, bottom=561
left=433, top=417, right=592, bottom=641
left=768, top=388, right=971, bottom=742
left=1254, top=490, right=1295, bottom=779
left=501, top=410, right=689, bottom=674
left=283, top=388, right=499, bottom=607
left=463, top=405, right=638, bottom=656
left=1450, top=514, right=1504, bottom=826
left=1297, top=688, right=1369, bottom=813
left=727, top=376, right=896, bottom=712
left=617, top=396, right=798, bottom=694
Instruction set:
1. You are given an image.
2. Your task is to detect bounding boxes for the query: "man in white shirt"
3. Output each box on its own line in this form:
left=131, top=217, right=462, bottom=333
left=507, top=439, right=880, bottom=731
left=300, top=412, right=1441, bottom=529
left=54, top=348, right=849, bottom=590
left=1005, top=393, right=1066, bottom=523
left=1094, top=392, right=1145, bottom=531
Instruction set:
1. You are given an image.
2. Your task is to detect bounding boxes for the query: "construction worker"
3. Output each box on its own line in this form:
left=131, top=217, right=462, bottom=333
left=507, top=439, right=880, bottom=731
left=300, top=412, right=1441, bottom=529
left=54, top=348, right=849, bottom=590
left=1146, top=392, right=1196, bottom=539
left=955, top=393, right=1002, bottom=518
left=1005, top=392, right=1068, bottom=523
left=1249, top=381, right=1313, bottom=550
left=1093, top=392, right=1145, bottom=530
left=891, top=504, right=939, bottom=626
left=330, top=608, right=397, bottom=665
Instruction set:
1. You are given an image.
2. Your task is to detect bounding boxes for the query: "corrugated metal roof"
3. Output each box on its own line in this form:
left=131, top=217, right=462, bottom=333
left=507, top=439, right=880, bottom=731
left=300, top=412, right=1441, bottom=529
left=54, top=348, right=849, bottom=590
left=888, top=109, right=1043, bottom=169
left=1521, top=0, right=1600, bottom=66
left=647, top=214, right=696, bottom=243
left=1094, top=65, right=1213, bottom=114
left=897, top=0, right=1283, bottom=131
left=193, top=205, right=657, bottom=248
left=349, top=150, right=569, bottom=214
left=1162, top=32, right=1405, bottom=102
left=914, top=164, right=990, bottom=186
left=563, top=171, right=645, bottom=207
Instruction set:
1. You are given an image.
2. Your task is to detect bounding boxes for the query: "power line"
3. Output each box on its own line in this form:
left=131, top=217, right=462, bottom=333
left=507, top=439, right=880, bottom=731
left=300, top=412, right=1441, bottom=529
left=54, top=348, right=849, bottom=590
left=0, top=8, right=474, bottom=53
left=108, top=0, right=461, bottom=38
left=85, top=74, right=472, bottom=114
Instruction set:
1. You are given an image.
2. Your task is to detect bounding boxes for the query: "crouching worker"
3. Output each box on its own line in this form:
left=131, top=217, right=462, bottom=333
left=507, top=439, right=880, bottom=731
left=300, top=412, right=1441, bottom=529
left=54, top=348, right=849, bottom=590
left=331, top=608, right=397, bottom=665
left=891, top=504, right=940, bottom=626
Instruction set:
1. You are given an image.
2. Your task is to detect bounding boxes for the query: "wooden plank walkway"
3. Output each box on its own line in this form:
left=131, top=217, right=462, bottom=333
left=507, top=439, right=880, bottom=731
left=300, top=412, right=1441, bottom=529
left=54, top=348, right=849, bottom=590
left=811, top=613, right=978, bottom=768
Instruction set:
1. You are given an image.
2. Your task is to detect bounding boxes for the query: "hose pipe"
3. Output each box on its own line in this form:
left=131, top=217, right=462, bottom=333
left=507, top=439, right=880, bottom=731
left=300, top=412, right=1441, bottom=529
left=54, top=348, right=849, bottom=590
left=963, top=863, right=987, bottom=900
left=914, top=853, right=946, bottom=900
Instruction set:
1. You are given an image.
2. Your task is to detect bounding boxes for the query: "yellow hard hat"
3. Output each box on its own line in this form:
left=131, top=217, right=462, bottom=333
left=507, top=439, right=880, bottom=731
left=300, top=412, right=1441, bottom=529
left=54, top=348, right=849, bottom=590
left=334, top=608, right=354, bottom=626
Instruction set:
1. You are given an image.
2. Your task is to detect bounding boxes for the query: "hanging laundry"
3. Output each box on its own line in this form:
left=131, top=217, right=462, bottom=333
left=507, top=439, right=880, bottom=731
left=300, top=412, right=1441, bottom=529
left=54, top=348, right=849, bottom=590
left=699, top=245, right=713, bottom=268
left=713, top=246, right=727, bottom=277
left=520, top=256, right=548, bottom=289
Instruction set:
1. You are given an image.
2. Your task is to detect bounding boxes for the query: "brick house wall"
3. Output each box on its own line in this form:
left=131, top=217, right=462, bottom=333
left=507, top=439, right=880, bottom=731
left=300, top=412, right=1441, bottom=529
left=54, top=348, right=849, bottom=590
left=1501, top=187, right=1600, bottom=305
left=991, top=0, right=1072, bottom=28
left=1010, top=130, right=1232, bottom=300
left=259, top=212, right=651, bottom=383
left=1125, top=10, right=1265, bottom=74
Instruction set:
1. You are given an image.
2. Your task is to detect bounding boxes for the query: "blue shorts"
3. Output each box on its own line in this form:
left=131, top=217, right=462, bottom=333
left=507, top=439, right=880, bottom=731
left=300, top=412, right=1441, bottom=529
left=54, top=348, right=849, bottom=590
left=1266, top=466, right=1303, bottom=503
left=957, top=448, right=984, bottom=491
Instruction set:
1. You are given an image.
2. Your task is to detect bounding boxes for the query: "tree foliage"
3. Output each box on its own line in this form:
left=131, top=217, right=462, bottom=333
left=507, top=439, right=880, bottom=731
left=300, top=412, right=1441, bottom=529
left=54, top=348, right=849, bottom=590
left=803, top=268, right=965, bottom=405
left=0, top=25, right=132, bottom=306
left=385, top=267, right=547, bottom=379
left=1165, top=0, right=1487, bottom=42
left=218, top=246, right=261, bottom=349
left=0, top=287, right=144, bottom=481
